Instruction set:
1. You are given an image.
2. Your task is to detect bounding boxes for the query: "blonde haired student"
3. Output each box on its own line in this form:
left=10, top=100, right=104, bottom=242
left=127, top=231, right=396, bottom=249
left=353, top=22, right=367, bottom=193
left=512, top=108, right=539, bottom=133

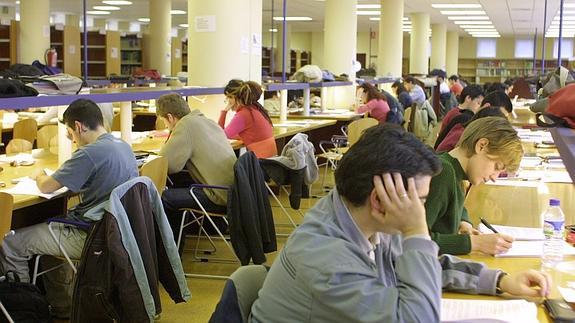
left=425, top=117, right=523, bottom=255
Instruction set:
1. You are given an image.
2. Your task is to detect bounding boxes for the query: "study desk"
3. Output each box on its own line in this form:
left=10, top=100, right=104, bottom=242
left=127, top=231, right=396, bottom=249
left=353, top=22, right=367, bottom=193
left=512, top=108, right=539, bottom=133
left=442, top=255, right=575, bottom=322
left=286, top=110, right=364, bottom=122
left=510, top=106, right=537, bottom=127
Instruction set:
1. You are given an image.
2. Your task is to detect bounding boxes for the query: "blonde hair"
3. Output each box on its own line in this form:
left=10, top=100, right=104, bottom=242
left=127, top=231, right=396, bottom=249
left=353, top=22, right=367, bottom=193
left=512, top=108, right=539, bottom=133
left=456, top=116, right=523, bottom=172
left=156, top=93, right=190, bottom=119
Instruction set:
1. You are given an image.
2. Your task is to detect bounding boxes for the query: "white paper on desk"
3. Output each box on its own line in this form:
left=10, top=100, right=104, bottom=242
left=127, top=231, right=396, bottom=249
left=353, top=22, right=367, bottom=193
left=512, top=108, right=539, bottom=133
left=0, top=153, right=34, bottom=164
left=558, top=286, right=575, bottom=303
left=1, top=177, right=68, bottom=199
left=478, top=223, right=544, bottom=241
left=496, top=240, right=575, bottom=258
left=440, top=298, right=538, bottom=323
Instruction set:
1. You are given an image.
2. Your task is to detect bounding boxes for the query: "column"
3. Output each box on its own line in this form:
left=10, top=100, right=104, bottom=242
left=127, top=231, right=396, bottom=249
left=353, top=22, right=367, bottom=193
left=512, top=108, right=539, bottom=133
left=430, top=23, right=447, bottom=71
left=446, top=31, right=459, bottom=76
left=149, top=0, right=171, bottom=76
left=409, top=12, right=430, bottom=75
left=378, top=0, right=403, bottom=77
left=274, top=23, right=291, bottom=74
left=188, top=0, right=262, bottom=86
left=324, top=0, right=357, bottom=107
left=19, top=0, right=50, bottom=64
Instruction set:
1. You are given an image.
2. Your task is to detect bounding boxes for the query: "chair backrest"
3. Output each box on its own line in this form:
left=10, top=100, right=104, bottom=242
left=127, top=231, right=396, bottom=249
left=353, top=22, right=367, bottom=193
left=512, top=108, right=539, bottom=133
left=6, top=139, right=33, bottom=155
left=403, top=106, right=412, bottom=130
left=0, top=193, right=13, bottom=246
left=209, top=266, right=269, bottom=323
left=13, top=118, right=37, bottom=145
left=111, top=114, right=121, bottom=132
left=346, top=117, right=378, bottom=147
left=140, top=156, right=168, bottom=194
left=37, top=125, right=58, bottom=149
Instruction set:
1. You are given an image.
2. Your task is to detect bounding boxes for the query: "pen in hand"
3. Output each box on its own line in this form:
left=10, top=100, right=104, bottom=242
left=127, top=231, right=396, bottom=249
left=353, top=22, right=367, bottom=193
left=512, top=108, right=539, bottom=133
left=480, top=218, right=499, bottom=234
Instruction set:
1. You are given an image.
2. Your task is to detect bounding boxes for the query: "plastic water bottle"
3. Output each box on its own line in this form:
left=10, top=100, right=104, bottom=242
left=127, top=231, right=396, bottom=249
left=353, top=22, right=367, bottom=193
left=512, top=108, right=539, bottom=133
left=542, top=198, right=565, bottom=268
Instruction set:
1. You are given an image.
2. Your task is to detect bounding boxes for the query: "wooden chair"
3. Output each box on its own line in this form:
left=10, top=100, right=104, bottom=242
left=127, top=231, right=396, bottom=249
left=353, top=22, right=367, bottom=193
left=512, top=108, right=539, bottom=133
left=13, top=118, right=38, bottom=145
left=37, top=125, right=58, bottom=149
left=139, top=155, right=168, bottom=194
left=346, top=117, right=379, bottom=147
left=0, top=193, right=13, bottom=246
left=6, top=139, right=33, bottom=155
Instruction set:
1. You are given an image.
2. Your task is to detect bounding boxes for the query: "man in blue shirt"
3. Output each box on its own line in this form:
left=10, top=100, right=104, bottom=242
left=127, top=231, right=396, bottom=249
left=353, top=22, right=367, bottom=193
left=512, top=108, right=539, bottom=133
left=404, top=76, right=427, bottom=105
left=250, top=124, right=551, bottom=322
left=0, top=99, right=138, bottom=318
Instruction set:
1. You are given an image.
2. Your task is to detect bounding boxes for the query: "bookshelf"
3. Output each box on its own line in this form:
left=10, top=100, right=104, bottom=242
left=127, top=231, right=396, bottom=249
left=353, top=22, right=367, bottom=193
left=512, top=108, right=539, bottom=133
left=458, top=58, right=560, bottom=84
left=300, top=51, right=311, bottom=67
left=0, top=21, right=17, bottom=71
left=262, top=46, right=272, bottom=76
left=81, top=31, right=121, bottom=79
left=171, top=37, right=182, bottom=75
left=49, top=25, right=81, bottom=77
left=289, top=49, right=296, bottom=73
left=182, top=39, right=188, bottom=72
left=120, top=34, right=142, bottom=76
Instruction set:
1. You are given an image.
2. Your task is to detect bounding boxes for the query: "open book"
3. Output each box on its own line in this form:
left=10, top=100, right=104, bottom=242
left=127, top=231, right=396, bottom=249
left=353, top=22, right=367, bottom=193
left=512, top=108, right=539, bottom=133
left=441, top=298, right=538, bottom=323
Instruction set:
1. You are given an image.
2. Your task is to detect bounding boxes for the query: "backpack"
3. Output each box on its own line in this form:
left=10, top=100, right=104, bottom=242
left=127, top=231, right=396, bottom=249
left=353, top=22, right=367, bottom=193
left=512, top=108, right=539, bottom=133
left=382, top=90, right=404, bottom=125
left=0, top=271, right=51, bottom=323
left=20, top=73, right=83, bottom=95
left=535, top=83, right=575, bottom=129
left=31, top=60, right=62, bottom=75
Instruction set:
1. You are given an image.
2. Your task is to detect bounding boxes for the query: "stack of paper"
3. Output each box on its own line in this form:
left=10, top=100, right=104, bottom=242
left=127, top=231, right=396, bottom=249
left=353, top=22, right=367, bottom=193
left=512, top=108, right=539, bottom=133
left=441, top=298, right=538, bottom=323
left=478, top=223, right=545, bottom=240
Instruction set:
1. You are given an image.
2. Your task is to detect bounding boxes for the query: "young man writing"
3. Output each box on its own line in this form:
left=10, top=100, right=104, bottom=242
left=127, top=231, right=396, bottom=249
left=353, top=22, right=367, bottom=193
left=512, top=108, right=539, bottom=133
left=404, top=76, right=427, bottom=105
left=0, top=99, right=139, bottom=318
left=440, top=84, right=485, bottom=135
left=250, top=124, right=550, bottom=322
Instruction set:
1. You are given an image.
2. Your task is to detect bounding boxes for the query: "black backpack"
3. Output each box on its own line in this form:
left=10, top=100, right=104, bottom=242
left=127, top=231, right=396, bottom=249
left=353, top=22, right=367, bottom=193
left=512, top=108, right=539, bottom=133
left=0, top=272, right=51, bottom=323
left=382, top=90, right=404, bottom=125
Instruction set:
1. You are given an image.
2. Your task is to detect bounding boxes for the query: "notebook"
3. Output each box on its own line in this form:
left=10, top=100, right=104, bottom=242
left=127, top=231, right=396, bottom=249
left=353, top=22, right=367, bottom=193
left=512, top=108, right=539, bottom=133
left=441, top=298, right=538, bottom=323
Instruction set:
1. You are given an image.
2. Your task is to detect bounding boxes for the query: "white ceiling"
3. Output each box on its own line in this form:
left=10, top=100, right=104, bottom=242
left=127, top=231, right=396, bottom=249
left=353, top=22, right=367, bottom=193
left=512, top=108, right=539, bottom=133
left=0, top=0, right=568, bottom=37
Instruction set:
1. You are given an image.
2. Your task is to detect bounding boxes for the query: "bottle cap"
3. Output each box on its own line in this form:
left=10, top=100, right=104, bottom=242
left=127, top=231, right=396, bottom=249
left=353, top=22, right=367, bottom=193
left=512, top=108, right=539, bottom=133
left=549, top=198, right=560, bottom=206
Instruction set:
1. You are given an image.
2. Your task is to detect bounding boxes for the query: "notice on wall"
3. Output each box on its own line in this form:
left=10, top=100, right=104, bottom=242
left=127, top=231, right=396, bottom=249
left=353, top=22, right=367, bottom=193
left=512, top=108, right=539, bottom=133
left=68, top=45, right=76, bottom=55
left=0, top=18, right=9, bottom=26
left=251, top=33, right=261, bottom=55
left=175, top=48, right=181, bottom=59
left=240, top=36, right=249, bottom=54
left=195, top=15, right=216, bottom=33
left=43, top=25, right=50, bottom=38
left=111, top=47, right=118, bottom=59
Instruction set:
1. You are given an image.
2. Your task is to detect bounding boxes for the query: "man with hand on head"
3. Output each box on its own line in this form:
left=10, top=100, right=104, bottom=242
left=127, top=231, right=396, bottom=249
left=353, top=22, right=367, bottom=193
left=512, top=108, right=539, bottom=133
left=250, top=124, right=550, bottom=323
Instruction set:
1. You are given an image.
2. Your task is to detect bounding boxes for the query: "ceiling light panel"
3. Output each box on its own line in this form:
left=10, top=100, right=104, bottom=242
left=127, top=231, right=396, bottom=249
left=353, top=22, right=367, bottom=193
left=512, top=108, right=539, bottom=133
left=447, top=16, right=489, bottom=20
left=102, top=0, right=132, bottom=5
left=273, top=17, right=313, bottom=21
left=431, top=4, right=482, bottom=9
left=439, top=10, right=486, bottom=15
left=435, top=3, right=498, bottom=35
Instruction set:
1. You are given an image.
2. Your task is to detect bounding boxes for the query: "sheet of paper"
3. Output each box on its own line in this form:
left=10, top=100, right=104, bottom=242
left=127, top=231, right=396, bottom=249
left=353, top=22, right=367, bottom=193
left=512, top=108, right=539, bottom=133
left=478, top=223, right=545, bottom=241
left=0, top=153, right=34, bottom=164
left=440, top=298, right=538, bottom=323
left=558, top=286, right=575, bottom=303
left=1, top=177, right=68, bottom=199
left=496, top=240, right=575, bottom=258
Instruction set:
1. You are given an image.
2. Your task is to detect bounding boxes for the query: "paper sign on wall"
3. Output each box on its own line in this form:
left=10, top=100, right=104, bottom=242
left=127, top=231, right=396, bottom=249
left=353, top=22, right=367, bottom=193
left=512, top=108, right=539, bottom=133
left=252, top=33, right=261, bottom=55
left=111, top=47, right=118, bottom=59
left=240, top=36, right=249, bottom=54
left=43, top=25, right=50, bottom=38
left=195, top=15, right=216, bottom=32
left=68, top=45, right=76, bottom=55
left=175, top=48, right=181, bottom=59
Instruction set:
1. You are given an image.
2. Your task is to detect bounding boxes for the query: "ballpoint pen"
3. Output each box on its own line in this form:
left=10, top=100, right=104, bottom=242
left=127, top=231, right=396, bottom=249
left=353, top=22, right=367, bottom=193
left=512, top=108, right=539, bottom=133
left=480, top=218, right=499, bottom=234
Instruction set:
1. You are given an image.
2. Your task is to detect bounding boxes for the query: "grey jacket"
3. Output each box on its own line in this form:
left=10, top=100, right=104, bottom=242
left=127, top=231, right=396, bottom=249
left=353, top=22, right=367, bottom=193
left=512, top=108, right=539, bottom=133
left=268, top=133, right=318, bottom=185
left=250, top=191, right=501, bottom=323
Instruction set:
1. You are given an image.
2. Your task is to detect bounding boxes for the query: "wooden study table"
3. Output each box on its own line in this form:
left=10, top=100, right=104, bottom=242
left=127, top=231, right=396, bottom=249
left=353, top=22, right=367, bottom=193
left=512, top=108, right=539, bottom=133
left=442, top=255, right=575, bottom=322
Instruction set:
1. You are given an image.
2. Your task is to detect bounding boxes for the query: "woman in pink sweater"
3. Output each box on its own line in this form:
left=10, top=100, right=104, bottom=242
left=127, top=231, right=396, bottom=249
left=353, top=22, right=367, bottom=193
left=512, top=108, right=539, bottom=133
left=355, top=82, right=390, bottom=123
left=218, top=80, right=277, bottom=158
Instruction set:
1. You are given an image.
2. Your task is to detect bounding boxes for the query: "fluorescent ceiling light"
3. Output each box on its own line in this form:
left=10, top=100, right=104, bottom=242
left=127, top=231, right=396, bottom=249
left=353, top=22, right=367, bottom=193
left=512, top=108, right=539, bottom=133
left=403, top=21, right=412, bottom=24
left=138, top=18, right=150, bottom=22
left=357, top=4, right=380, bottom=9
left=356, top=11, right=380, bottom=16
left=171, top=10, right=186, bottom=15
left=93, top=6, right=120, bottom=10
left=369, top=17, right=380, bottom=21
left=473, top=35, right=500, bottom=38
left=465, top=28, right=497, bottom=32
left=551, top=21, right=575, bottom=25
left=440, top=10, right=486, bottom=15
left=102, top=0, right=132, bottom=4
left=403, top=17, right=409, bottom=20
left=179, top=24, right=189, bottom=28
left=86, top=10, right=110, bottom=15
left=269, top=28, right=278, bottom=32
left=447, top=16, right=489, bottom=20
left=432, top=4, right=482, bottom=9
left=459, top=25, right=495, bottom=28
left=469, top=32, right=500, bottom=35
left=564, top=3, right=575, bottom=7
left=15, top=0, right=20, bottom=3
left=453, top=20, right=493, bottom=25
left=273, top=16, right=313, bottom=21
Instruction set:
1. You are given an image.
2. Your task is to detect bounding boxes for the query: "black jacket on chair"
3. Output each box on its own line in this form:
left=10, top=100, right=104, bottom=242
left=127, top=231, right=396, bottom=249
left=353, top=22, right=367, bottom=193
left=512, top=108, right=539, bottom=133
left=228, top=152, right=277, bottom=265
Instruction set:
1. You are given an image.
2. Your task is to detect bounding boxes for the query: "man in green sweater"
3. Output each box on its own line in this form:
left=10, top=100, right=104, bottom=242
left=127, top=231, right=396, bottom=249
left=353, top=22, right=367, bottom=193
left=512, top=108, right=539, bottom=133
left=425, top=117, right=521, bottom=255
